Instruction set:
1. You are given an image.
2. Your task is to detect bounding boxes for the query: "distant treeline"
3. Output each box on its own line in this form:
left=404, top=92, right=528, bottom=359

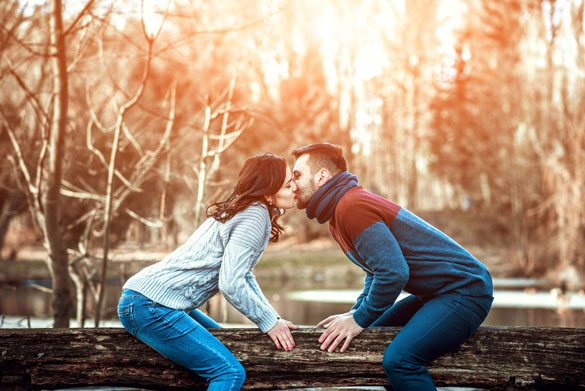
left=0, top=0, right=583, bottom=326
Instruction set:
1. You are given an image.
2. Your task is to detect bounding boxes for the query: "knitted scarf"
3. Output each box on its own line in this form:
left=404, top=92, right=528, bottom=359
left=306, top=171, right=359, bottom=224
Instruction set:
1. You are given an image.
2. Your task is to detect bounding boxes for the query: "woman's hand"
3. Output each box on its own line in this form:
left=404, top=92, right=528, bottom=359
left=318, top=313, right=363, bottom=353
left=267, top=319, right=299, bottom=351
left=317, top=310, right=355, bottom=329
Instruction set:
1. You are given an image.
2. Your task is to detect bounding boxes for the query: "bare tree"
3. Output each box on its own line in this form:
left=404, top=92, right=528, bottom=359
left=528, top=0, right=585, bottom=282
left=193, top=78, right=251, bottom=226
left=2, top=0, right=92, bottom=327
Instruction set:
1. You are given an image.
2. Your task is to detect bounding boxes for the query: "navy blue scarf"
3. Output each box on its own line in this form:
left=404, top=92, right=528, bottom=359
left=306, top=171, right=359, bottom=224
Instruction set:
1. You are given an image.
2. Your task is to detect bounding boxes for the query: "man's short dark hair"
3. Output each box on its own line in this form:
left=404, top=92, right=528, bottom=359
left=291, top=143, right=347, bottom=175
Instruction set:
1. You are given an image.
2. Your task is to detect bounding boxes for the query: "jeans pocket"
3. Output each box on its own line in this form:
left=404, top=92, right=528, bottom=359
left=118, top=303, right=138, bottom=337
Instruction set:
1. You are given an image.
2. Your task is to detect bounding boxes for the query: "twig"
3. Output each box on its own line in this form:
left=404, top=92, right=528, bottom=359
left=63, top=0, right=95, bottom=37
left=125, top=208, right=163, bottom=228
left=28, top=283, right=53, bottom=294
left=1, top=111, right=42, bottom=220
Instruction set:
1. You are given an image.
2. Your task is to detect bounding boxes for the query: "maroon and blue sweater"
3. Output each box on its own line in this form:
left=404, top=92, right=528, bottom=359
left=306, top=171, right=493, bottom=328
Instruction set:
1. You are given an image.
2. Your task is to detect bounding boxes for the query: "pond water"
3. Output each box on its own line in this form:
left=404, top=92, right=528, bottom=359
left=1, top=277, right=584, bottom=328
left=1, top=276, right=583, bottom=391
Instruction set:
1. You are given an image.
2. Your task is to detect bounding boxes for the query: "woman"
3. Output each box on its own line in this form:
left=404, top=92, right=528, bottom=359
left=118, top=153, right=299, bottom=390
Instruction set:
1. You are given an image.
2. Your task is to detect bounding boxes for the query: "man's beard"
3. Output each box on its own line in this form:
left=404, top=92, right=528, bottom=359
left=296, top=182, right=318, bottom=209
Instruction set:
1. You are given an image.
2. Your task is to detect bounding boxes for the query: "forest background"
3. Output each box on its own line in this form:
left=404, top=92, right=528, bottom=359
left=0, top=0, right=584, bottom=327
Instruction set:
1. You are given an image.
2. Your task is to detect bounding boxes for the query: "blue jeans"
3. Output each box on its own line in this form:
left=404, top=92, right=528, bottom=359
left=371, top=293, right=493, bottom=391
left=117, top=289, right=245, bottom=390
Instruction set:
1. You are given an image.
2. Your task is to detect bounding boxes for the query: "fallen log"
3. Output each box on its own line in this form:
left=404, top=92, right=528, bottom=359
left=0, top=326, right=583, bottom=390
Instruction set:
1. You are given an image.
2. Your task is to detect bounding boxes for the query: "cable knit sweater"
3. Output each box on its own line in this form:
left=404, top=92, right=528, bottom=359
left=123, top=203, right=279, bottom=333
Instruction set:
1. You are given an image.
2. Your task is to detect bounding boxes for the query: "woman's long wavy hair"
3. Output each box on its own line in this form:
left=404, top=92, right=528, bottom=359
left=207, top=153, right=287, bottom=242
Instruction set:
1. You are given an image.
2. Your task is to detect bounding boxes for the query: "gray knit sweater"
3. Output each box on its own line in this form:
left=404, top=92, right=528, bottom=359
left=123, top=203, right=280, bottom=333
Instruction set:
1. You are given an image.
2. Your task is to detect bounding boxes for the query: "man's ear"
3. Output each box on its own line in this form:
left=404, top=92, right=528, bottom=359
left=316, top=168, right=332, bottom=186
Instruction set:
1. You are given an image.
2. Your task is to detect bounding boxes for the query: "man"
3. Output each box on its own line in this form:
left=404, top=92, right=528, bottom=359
left=292, top=143, right=493, bottom=391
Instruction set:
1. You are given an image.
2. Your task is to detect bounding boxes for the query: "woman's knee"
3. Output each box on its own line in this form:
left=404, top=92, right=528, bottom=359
left=232, top=361, right=246, bottom=386
left=215, top=360, right=246, bottom=388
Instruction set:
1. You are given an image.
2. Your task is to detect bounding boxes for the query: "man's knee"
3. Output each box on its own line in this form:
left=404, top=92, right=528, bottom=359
left=382, top=346, right=423, bottom=377
left=382, top=344, right=435, bottom=390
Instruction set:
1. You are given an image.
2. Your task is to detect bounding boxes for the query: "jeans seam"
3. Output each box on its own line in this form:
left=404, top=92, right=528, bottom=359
left=128, top=303, right=138, bottom=336
left=148, top=303, right=191, bottom=334
left=119, top=303, right=138, bottom=336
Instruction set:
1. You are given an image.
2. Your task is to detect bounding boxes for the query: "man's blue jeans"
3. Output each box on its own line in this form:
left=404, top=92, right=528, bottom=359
left=371, top=293, right=493, bottom=391
left=117, top=289, right=245, bottom=390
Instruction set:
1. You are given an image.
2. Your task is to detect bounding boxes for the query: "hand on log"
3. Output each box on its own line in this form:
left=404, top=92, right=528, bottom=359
left=318, top=312, right=364, bottom=353
left=266, top=318, right=299, bottom=351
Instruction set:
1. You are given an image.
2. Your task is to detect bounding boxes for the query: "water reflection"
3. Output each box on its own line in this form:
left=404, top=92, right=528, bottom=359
left=282, top=289, right=585, bottom=328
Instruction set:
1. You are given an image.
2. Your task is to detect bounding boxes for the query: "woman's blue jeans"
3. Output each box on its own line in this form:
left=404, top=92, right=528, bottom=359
left=117, top=289, right=245, bottom=390
left=371, top=293, right=493, bottom=391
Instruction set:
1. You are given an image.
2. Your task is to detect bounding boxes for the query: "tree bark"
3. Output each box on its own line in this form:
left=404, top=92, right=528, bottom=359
left=46, top=0, right=73, bottom=328
left=0, top=327, right=583, bottom=390
left=194, top=102, right=211, bottom=227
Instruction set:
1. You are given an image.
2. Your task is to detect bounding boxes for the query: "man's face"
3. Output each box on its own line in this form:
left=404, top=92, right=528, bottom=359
left=292, top=154, right=319, bottom=209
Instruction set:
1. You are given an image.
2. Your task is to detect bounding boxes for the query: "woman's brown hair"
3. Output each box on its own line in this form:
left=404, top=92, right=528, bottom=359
left=207, top=153, right=286, bottom=242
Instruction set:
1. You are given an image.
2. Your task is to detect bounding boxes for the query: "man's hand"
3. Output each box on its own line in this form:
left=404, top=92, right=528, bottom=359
left=267, top=319, right=299, bottom=352
left=318, top=313, right=363, bottom=353
left=317, top=310, right=354, bottom=329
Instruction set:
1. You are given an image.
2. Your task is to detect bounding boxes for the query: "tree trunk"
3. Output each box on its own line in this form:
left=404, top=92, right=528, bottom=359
left=0, top=327, right=583, bottom=390
left=46, top=0, right=73, bottom=328
left=194, top=103, right=211, bottom=226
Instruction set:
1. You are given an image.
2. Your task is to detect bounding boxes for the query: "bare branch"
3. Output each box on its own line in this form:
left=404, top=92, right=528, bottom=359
left=28, top=283, right=53, bottom=294
left=96, top=32, right=155, bottom=326
left=0, top=24, right=52, bottom=57
left=121, top=121, right=144, bottom=155
left=125, top=208, right=162, bottom=228
left=79, top=209, right=97, bottom=255
left=153, top=0, right=294, bottom=56
left=85, top=119, right=137, bottom=190
left=206, top=127, right=248, bottom=157
left=1, top=111, right=39, bottom=208
left=60, top=188, right=104, bottom=202
left=65, top=209, right=103, bottom=232
left=85, top=82, right=111, bottom=133
left=140, top=0, right=171, bottom=42
left=89, top=8, right=143, bottom=52
left=63, top=0, right=95, bottom=37
left=4, top=58, right=51, bottom=124
left=67, top=17, right=93, bottom=73
left=113, top=81, right=176, bottom=206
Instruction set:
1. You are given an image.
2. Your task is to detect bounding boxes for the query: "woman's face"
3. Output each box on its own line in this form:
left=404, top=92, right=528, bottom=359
left=271, top=166, right=297, bottom=209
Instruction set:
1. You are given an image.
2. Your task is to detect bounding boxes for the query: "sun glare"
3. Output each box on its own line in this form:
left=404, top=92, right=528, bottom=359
left=142, top=0, right=164, bottom=39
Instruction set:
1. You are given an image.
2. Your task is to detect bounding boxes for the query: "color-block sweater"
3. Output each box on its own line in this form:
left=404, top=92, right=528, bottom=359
left=329, top=187, right=493, bottom=328
left=123, top=203, right=280, bottom=333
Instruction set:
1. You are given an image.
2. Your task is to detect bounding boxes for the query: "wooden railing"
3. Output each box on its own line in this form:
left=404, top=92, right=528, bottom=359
left=1, top=326, right=584, bottom=390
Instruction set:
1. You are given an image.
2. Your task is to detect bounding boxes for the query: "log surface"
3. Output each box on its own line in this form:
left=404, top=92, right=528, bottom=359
left=0, top=326, right=584, bottom=390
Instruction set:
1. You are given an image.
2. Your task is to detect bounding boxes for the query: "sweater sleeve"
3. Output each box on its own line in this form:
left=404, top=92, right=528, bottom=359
left=218, top=207, right=280, bottom=333
left=351, top=221, right=409, bottom=328
left=336, top=199, right=409, bottom=328
left=352, top=273, right=373, bottom=311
